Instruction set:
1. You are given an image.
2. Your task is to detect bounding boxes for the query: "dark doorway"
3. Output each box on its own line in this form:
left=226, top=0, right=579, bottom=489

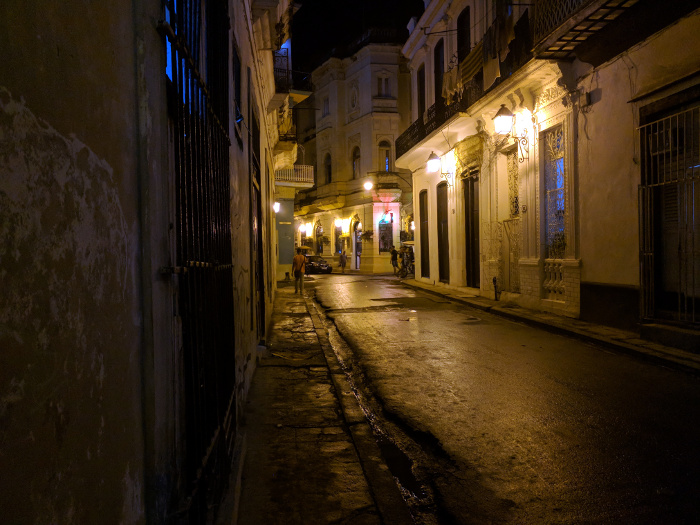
left=437, top=182, right=450, bottom=283
left=464, top=175, right=480, bottom=288
left=419, top=190, right=430, bottom=278
left=640, top=96, right=700, bottom=325
left=354, top=221, right=362, bottom=269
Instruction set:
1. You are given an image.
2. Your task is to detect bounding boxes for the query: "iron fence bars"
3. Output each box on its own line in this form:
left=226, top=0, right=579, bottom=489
left=639, top=106, right=700, bottom=325
left=164, top=0, right=235, bottom=522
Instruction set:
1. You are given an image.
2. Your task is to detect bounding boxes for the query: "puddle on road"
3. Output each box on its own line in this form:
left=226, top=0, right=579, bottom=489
left=375, top=432, right=426, bottom=498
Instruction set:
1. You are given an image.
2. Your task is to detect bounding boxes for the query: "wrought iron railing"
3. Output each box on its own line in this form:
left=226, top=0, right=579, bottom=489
left=396, top=11, right=531, bottom=159
left=532, top=0, right=592, bottom=44
left=396, top=74, right=483, bottom=159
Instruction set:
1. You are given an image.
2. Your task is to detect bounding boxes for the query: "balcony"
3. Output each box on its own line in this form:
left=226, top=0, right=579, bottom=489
left=395, top=83, right=474, bottom=160
left=396, top=11, right=532, bottom=160
left=532, top=0, right=640, bottom=60
left=275, top=165, right=315, bottom=188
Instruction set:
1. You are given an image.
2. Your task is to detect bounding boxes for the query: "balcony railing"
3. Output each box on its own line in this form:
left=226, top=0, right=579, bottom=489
left=532, top=0, right=592, bottom=44
left=275, top=165, right=315, bottom=186
left=396, top=74, right=484, bottom=160
left=395, top=12, right=532, bottom=160
left=532, top=0, right=642, bottom=60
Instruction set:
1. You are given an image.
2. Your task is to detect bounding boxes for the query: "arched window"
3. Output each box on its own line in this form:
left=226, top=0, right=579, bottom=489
left=352, top=147, right=361, bottom=179
left=434, top=39, right=445, bottom=105
left=379, top=141, right=392, bottom=172
left=324, top=153, right=332, bottom=184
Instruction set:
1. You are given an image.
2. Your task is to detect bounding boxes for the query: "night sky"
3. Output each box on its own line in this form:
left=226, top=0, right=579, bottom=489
left=292, top=0, right=425, bottom=74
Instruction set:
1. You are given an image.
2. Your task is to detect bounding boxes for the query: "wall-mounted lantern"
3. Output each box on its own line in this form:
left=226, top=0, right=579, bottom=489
left=426, top=151, right=454, bottom=187
left=273, top=201, right=280, bottom=213
left=493, top=104, right=530, bottom=163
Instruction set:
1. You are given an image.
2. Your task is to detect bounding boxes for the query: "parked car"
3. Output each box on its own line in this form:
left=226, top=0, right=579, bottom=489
left=305, top=255, right=332, bottom=274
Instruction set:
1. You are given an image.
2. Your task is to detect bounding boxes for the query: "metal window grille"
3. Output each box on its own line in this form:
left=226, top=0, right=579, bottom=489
left=504, top=150, right=521, bottom=293
left=508, top=149, right=520, bottom=218
left=542, top=125, right=566, bottom=300
left=543, top=125, right=566, bottom=259
left=162, top=0, right=235, bottom=521
left=639, top=106, right=700, bottom=324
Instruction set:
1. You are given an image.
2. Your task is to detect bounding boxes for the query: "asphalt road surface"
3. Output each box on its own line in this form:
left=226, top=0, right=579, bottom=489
left=307, top=274, right=700, bottom=525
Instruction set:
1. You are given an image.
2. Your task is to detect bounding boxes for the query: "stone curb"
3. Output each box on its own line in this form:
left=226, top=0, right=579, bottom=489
left=303, top=294, right=414, bottom=525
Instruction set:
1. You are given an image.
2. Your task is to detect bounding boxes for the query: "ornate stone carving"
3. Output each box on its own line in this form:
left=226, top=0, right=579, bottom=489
left=535, top=85, right=566, bottom=111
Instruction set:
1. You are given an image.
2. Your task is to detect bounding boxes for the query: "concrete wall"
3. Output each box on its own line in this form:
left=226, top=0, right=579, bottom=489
left=576, top=8, right=700, bottom=288
left=0, top=0, right=282, bottom=521
left=230, top=0, right=278, bottom=418
left=0, top=1, right=166, bottom=522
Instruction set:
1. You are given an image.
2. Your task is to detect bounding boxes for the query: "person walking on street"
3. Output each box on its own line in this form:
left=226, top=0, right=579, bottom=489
left=339, top=251, right=347, bottom=274
left=390, top=246, right=398, bottom=275
left=292, top=248, right=306, bottom=294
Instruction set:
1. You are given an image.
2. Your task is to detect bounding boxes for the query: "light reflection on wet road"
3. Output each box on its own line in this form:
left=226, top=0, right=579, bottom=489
left=309, top=274, right=700, bottom=525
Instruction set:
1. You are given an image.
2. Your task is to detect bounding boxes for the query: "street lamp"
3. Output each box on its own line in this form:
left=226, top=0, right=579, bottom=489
left=493, top=104, right=530, bottom=163
left=273, top=201, right=280, bottom=213
left=494, top=104, right=515, bottom=135
left=363, top=180, right=374, bottom=191
left=426, top=151, right=441, bottom=173
left=425, top=151, right=454, bottom=187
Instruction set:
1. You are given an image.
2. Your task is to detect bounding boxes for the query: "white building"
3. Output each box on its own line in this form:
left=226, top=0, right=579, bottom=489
left=396, top=0, right=700, bottom=347
left=295, top=36, right=415, bottom=273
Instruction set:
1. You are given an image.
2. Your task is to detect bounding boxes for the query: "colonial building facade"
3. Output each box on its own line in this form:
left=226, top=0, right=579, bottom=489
left=396, top=0, right=699, bottom=345
left=294, top=39, right=415, bottom=272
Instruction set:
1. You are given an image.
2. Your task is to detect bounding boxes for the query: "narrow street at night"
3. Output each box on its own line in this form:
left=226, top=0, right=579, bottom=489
left=306, top=274, right=700, bottom=525
left=4, top=0, right=700, bottom=522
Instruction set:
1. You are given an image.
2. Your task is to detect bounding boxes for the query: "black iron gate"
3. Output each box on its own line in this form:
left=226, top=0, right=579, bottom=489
left=639, top=104, right=700, bottom=325
left=162, top=0, right=235, bottom=521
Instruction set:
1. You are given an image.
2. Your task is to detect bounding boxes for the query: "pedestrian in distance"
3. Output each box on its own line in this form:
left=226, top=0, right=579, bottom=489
left=292, top=248, right=306, bottom=294
left=390, top=245, right=398, bottom=275
left=339, top=250, right=347, bottom=274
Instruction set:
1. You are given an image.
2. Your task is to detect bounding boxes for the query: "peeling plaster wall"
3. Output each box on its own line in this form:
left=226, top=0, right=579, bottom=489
left=0, top=2, right=148, bottom=522
left=1, top=0, right=280, bottom=520
left=0, top=87, right=144, bottom=523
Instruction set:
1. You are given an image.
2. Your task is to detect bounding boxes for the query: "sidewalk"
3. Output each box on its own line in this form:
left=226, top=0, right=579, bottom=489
left=400, top=278, right=700, bottom=374
left=222, top=283, right=412, bottom=525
